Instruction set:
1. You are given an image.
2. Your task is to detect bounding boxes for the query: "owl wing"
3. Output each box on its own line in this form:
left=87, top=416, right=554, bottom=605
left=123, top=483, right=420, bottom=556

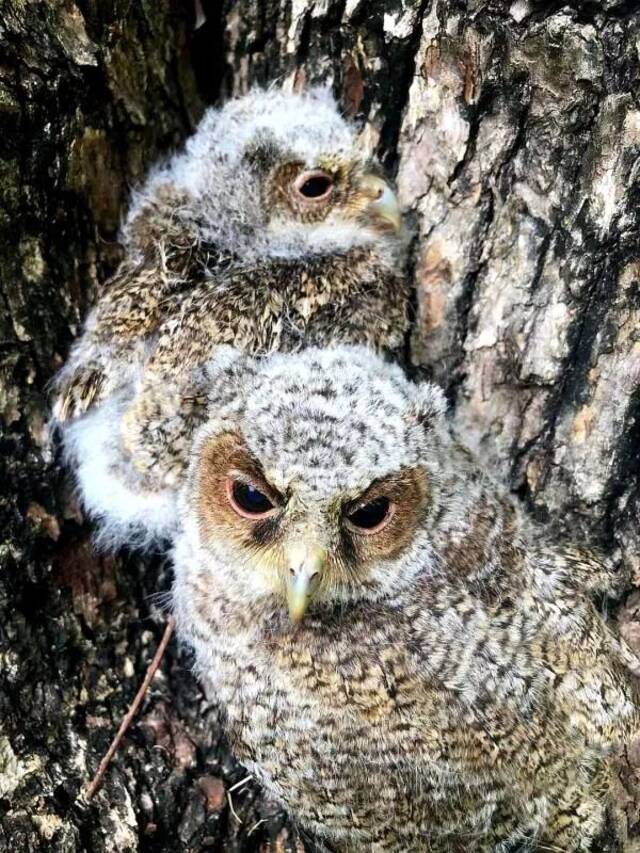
left=521, top=555, right=640, bottom=749
left=411, top=570, right=639, bottom=756
left=53, top=179, right=214, bottom=423
left=116, top=282, right=235, bottom=489
left=52, top=261, right=193, bottom=423
left=138, top=250, right=409, bottom=374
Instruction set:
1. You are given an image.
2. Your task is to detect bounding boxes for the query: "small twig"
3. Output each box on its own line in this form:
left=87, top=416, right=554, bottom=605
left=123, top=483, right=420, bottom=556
left=83, top=615, right=176, bottom=801
left=247, top=818, right=267, bottom=836
left=227, top=773, right=253, bottom=793
left=226, top=789, right=243, bottom=825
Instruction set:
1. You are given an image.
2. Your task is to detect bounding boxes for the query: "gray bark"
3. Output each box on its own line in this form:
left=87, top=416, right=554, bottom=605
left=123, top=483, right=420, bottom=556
left=1, top=0, right=639, bottom=850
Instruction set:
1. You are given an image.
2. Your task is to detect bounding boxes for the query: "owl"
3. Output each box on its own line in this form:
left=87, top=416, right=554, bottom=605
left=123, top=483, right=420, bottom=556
left=53, top=87, right=407, bottom=548
left=172, top=344, right=639, bottom=852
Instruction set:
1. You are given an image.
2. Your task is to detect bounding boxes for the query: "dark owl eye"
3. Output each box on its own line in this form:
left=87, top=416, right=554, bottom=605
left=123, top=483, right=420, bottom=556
left=227, top=478, right=276, bottom=519
left=294, top=170, right=334, bottom=202
left=345, top=497, right=393, bottom=534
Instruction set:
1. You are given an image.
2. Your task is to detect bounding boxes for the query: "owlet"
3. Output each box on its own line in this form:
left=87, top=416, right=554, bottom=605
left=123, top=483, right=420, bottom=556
left=173, top=344, right=639, bottom=852
left=53, top=89, right=407, bottom=547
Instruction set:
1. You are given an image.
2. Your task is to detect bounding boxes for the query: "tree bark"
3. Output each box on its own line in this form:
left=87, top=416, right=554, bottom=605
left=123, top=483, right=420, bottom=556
left=1, top=1, right=639, bottom=851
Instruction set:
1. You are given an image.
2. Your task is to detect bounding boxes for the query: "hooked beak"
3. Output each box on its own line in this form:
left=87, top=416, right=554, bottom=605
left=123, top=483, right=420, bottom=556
left=359, top=174, right=402, bottom=233
left=285, top=542, right=327, bottom=623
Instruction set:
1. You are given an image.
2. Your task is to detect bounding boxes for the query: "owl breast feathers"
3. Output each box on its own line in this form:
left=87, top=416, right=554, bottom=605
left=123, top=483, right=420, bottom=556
left=52, top=88, right=408, bottom=549
left=173, top=344, right=639, bottom=853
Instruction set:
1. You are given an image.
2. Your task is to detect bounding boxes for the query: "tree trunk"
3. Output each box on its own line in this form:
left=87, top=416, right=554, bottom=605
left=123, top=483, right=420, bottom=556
left=1, top=1, right=639, bottom=851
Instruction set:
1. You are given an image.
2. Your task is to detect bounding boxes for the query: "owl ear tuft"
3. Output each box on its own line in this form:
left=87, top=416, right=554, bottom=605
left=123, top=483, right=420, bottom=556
left=407, top=382, right=448, bottom=431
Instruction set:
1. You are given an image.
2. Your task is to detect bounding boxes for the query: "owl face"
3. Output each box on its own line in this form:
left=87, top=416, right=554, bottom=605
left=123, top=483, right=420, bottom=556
left=141, top=88, right=401, bottom=260
left=182, top=347, right=447, bottom=622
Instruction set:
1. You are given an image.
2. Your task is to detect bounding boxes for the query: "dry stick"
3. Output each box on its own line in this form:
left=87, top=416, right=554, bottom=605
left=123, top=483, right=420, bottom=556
left=83, top=614, right=177, bottom=801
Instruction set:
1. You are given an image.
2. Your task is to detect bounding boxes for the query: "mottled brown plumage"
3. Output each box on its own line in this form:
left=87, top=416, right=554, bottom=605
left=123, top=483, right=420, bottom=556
left=173, top=345, right=639, bottom=852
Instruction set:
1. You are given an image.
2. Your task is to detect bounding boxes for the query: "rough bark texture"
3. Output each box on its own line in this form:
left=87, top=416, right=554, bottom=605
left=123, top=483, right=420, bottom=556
left=1, top=1, right=639, bottom=851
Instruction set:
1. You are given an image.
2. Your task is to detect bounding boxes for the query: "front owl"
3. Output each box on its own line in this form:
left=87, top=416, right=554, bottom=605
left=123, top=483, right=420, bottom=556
left=173, top=346, right=639, bottom=852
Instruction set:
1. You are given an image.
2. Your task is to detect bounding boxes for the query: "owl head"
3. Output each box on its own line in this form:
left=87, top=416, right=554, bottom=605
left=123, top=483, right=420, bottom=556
left=178, top=346, right=448, bottom=623
left=126, top=88, right=402, bottom=263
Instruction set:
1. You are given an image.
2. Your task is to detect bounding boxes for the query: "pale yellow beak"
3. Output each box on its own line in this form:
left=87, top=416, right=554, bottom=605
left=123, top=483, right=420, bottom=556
left=359, top=174, right=402, bottom=233
left=285, top=542, right=327, bottom=623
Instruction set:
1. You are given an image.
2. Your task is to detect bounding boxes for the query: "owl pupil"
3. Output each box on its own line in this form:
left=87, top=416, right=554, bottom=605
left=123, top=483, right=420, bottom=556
left=232, top=482, right=273, bottom=515
left=299, top=175, right=332, bottom=198
left=348, top=497, right=390, bottom=530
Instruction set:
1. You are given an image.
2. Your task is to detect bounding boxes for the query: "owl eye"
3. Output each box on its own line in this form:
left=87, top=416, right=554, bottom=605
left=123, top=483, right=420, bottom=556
left=294, top=170, right=334, bottom=202
left=226, top=477, right=276, bottom=519
left=345, top=496, right=393, bottom=534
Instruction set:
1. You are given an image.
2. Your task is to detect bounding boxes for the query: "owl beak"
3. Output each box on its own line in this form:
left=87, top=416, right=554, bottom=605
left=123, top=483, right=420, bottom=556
left=286, top=542, right=327, bottom=623
left=359, top=175, right=402, bottom=233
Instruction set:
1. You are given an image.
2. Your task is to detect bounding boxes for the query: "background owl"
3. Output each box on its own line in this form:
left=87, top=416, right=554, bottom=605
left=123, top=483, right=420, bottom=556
left=173, top=344, right=639, bottom=852
left=53, top=87, right=407, bottom=548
